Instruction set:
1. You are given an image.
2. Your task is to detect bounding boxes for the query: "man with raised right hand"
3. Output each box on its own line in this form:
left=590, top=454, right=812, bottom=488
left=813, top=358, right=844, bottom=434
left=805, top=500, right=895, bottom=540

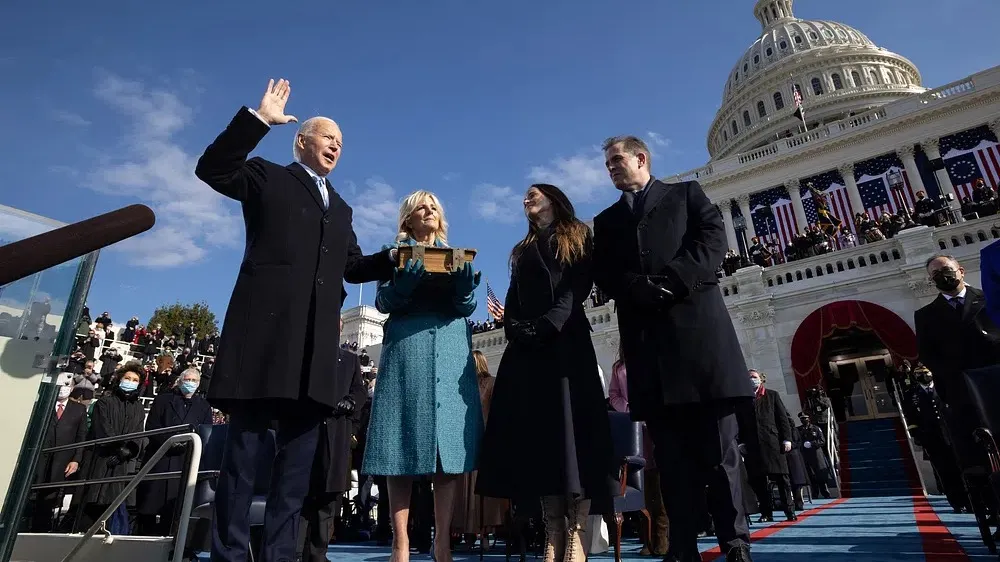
left=195, top=78, right=397, bottom=562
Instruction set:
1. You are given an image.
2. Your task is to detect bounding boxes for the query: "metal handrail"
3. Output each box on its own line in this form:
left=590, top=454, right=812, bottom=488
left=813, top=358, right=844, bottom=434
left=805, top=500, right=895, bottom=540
left=31, top=470, right=219, bottom=491
left=824, top=413, right=840, bottom=488
left=889, top=378, right=929, bottom=495
left=60, top=432, right=202, bottom=562
left=41, top=424, right=194, bottom=454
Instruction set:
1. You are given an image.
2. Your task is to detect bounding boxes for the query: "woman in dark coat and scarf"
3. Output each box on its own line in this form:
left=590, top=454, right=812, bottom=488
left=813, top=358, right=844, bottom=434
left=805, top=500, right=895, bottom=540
left=69, top=362, right=148, bottom=532
left=136, top=367, right=213, bottom=535
left=476, top=183, right=617, bottom=562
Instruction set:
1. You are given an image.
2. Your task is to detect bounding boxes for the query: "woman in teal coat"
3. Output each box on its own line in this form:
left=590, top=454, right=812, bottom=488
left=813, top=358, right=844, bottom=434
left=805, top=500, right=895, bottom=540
left=362, top=190, right=483, bottom=562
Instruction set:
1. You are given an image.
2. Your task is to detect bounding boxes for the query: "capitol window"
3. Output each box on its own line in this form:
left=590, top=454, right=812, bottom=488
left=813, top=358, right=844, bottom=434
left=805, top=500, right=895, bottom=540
left=743, top=110, right=751, bottom=127
left=753, top=54, right=760, bottom=65
left=851, top=70, right=862, bottom=87
left=779, top=40, right=788, bottom=50
left=832, top=73, right=844, bottom=90
left=766, top=47, right=773, bottom=57
left=757, top=101, right=767, bottom=118
left=870, top=70, right=880, bottom=84
left=811, top=77, right=824, bottom=95
left=809, top=31, right=818, bottom=40
left=773, top=91, right=785, bottom=110
left=732, top=121, right=739, bottom=136
left=794, top=35, right=802, bottom=44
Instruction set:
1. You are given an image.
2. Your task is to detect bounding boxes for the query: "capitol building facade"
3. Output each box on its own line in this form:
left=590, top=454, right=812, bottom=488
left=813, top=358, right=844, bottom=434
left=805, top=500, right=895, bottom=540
left=349, top=0, right=1000, bottom=420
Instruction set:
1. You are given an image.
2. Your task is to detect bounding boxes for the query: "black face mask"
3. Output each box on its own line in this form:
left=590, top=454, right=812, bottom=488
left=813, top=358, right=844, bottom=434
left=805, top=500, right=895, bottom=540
left=932, top=270, right=961, bottom=292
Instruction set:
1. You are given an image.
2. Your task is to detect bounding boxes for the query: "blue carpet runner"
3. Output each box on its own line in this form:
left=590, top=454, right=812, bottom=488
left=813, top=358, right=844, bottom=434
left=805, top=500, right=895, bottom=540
left=839, top=418, right=923, bottom=498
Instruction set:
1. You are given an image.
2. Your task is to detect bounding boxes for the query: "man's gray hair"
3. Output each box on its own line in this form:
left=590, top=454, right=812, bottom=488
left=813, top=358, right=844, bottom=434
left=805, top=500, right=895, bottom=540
left=292, top=117, right=333, bottom=161
left=179, top=367, right=201, bottom=380
left=925, top=254, right=959, bottom=269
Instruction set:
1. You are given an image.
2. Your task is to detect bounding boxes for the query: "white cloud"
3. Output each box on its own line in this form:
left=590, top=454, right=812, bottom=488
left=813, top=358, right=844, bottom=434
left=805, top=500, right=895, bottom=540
left=442, top=172, right=460, bottom=181
left=526, top=148, right=609, bottom=203
left=84, top=72, right=242, bottom=268
left=345, top=176, right=401, bottom=249
left=646, top=131, right=670, bottom=147
left=50, top=110, right=91, bottom=127
left=471, top=183, right=522, bottom=224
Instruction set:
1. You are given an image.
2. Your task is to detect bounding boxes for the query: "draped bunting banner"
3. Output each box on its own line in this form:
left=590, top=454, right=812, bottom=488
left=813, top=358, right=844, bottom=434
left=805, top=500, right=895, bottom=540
left=789, top=300, right=918, bottom=404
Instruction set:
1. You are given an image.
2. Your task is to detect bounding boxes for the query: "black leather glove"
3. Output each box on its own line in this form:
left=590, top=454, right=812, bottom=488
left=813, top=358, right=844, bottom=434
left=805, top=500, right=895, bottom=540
left=335, top=397, right=356, bottom=416
left=107, top=445, right=131, bottom=467
left=627, top=275, right=675, bottom=308
left=507, top=318, right=555, bottom=347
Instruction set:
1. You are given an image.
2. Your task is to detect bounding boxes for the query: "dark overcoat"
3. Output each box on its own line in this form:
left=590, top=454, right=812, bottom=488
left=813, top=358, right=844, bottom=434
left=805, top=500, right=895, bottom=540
left=194, top=107, right=394, bottom=413
left=476, top=227, right=617, bottom=513
left=309, top=349, right=368, bottom=494
left=592, top=179, right=753, bottom=419
left=750, top=389, right=792, bottom=475
left=785, top=416, right=809, bottom=488
left=35, top=400, right=88, bottom=487
left=136, top=390, right=214, bottom=515
left=797, top=422, right=830, bottom=475
left=78, top=390, right=147, bottom=506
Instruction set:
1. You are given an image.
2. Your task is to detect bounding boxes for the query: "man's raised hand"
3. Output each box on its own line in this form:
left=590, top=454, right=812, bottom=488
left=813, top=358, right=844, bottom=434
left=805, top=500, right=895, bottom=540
left=256, top=78, right=298, bottom=126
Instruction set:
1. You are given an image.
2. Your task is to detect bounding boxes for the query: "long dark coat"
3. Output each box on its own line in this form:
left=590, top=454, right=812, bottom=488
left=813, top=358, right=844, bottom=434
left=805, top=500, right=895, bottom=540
left=194, top=107, right=394, bottom=413
left=750, top=389, right=792, bottom=475
left=785, top=416, right=809, bottom=488
left=35, top=400, right=88, bottom=487
left=78, top=389, right=147, bottom=506
left=797, top=422, right=830, bottom=478
left=592, top=179, right=753, bottom=418
left=136, top=390, right=213, bottom=515
left=476, top=227, right=617, bottom=513
left=309, top=349, right=368, bottom=495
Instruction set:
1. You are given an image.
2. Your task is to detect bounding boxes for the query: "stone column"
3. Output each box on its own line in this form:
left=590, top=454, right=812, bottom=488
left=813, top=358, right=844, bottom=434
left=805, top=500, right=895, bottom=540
left=921, top=138, right=961, bottom=217
left=896, top=145, right=927, bottom=196
left=837, top=163, right=865, bottom=219
left=737, top=194, right=757, bottom=241
left=719, top=199, right=740, bottom=252
left=785, top=179, right=808, bottom=233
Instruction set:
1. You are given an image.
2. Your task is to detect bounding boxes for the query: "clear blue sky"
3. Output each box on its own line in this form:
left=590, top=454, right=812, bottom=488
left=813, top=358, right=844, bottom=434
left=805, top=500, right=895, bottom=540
left=2, top=0, right=997, bottom=328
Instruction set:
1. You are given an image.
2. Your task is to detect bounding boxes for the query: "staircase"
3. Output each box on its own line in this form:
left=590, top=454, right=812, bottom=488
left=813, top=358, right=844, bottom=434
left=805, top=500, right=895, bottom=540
left=838, top=418, right=923, bottom=497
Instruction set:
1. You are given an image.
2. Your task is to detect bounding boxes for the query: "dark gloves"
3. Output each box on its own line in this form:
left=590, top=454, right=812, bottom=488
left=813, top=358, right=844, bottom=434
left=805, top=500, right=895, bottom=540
left=393, top=259, right=426, bottom=297
left=626, top=275, right=675, bottom=308
left=452, top=262, right=481, bottom=297
left=335, top=396, right=356, bottom=416
left=506, top=317, right=556, bottom=348
left=106, top=445, right=133, bottom=468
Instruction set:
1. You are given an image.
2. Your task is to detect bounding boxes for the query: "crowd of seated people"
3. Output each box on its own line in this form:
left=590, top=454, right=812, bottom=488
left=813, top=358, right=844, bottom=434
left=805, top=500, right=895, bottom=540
left=718, top=188, right=982, bottom=275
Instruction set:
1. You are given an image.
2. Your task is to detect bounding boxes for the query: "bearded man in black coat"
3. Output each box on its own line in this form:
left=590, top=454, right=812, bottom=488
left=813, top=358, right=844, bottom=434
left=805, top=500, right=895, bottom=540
left=195, top=79, right=396, bottom=562
left=592, top=135, right=754, bottom=562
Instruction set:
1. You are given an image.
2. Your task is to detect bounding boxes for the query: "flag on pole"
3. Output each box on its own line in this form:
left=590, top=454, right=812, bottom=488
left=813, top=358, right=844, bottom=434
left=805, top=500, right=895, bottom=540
left=486, top=282, right=505, bottom=319
left=792, top=85, right=807, bottom=131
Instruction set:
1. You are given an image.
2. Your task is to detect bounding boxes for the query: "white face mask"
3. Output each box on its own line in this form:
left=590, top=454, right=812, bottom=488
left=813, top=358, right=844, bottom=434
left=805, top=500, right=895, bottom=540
left=58, top=386, right=72, bottom=400
left=750, top=378, right=762, bottom=389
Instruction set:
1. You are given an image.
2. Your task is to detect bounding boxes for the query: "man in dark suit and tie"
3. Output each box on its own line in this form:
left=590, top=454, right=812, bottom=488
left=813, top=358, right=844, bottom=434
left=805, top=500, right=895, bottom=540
left=31, top=381, right=88, bottom=532
left=592, top=135, right=754, bottom=562
left=195, top=79, right=397, bottom=562
left=914, top=255, right=1000, bottom=469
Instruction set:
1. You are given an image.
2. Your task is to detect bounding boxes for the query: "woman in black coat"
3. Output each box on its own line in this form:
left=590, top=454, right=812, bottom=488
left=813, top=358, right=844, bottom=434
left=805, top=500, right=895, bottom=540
left=136, top=367, right=213, bottom=535
left=747, top=370, right=796, bottom=522
left=476, top=183, right=616, bottom=562
left=69, top=362, right=148, bottom=532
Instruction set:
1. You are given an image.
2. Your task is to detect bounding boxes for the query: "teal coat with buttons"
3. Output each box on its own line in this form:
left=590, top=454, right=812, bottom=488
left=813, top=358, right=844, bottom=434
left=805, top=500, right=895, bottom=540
left=361, top=239, right=483, bottom=475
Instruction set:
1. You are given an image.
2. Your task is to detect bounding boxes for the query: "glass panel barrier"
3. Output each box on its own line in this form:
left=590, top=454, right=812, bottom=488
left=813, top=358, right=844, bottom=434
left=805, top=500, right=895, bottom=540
left=0, top=204, right=99, bottom=557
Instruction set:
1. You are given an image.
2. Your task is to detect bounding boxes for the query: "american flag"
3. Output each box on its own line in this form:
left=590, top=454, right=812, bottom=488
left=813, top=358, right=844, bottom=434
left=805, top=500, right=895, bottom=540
left=486, top=282, right=504, bottom=319
left=801, top=182, right=856, bottom=249
left=792, top=84, right=805, bottom=127
left=854, top=153, right=916, bottom=217
left=749, top=186, right=799, bottom=258
left=943, top=141, right=1000, bottom=201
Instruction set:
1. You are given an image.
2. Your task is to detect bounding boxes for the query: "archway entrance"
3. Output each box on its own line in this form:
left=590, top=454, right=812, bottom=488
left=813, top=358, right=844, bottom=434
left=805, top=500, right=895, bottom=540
left=823, top=328, right=896, bottom=421
left=790, top=300, right=918, bottom=422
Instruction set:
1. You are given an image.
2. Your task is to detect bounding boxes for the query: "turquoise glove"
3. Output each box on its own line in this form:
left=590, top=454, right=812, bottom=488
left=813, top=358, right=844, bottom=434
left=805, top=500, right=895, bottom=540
left=452, top=262, right=481, bottom=296
left=394, top=259, right=426, bottom=297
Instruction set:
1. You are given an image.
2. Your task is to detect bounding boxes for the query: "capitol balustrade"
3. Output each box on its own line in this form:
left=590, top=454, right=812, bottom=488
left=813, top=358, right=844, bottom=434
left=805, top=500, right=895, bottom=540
left=670, top=65, right=1000, bottom=183
left=721, top=215, right=1000, bottom=300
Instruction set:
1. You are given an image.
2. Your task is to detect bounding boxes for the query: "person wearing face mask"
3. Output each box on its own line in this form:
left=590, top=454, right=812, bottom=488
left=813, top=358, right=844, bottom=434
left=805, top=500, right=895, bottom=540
left=744, top=370, right=796, bottom=523
left=135, top=368, right=213, bottom=536
left=902, top=366, right=968, bottom=513
left=29, top=380, right=89, bottom=532
left=67, top=363, right=148, bottom=533
left=915, top=254, right=1000, bottom=471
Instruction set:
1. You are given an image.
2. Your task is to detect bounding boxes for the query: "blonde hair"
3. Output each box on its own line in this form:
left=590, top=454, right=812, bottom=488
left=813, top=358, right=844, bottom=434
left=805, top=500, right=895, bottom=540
left=472, top=350, right=490, bottom=378
left=396, top=190, right=449, bottom=246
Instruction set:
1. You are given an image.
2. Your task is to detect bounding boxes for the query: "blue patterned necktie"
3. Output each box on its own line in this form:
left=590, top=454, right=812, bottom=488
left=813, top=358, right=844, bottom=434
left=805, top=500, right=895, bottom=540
left=314, top=176, right=330, bottom=209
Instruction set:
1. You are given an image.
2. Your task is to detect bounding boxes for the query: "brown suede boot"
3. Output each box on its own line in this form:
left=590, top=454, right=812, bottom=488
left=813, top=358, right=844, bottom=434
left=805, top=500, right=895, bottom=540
left=564, top=498, right=590, bottom=562
left=541, top=496, right=567, bottom=562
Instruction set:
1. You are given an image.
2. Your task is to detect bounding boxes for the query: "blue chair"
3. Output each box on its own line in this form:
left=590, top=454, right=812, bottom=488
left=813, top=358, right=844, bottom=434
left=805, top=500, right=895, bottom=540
left=607, top=411, right=648, bottom=562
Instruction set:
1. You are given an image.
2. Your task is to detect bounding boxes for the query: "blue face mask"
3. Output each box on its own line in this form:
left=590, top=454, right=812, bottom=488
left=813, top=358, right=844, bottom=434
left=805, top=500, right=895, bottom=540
left=119, top=379, right=139, bottom=393
left=179, top=381, right=199, bottom=395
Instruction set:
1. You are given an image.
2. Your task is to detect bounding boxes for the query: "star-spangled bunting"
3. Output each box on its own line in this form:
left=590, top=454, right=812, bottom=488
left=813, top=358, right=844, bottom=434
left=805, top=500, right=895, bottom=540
left=854, top=152, right=916, bottom=216
left=939, top=126, right=1000, bottom=200
left=748, top=186, right=798, bottom=259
